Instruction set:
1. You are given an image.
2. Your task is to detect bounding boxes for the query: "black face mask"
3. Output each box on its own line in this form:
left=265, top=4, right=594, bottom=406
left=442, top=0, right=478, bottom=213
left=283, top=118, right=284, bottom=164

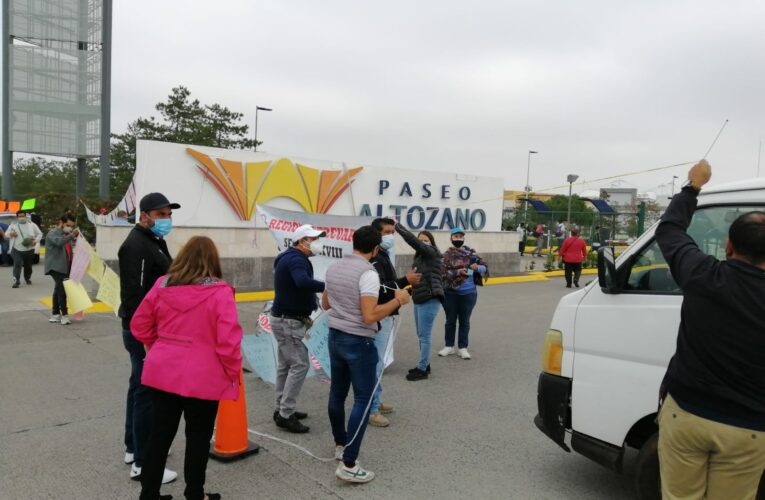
left=451, top=239, right=465, bottom=248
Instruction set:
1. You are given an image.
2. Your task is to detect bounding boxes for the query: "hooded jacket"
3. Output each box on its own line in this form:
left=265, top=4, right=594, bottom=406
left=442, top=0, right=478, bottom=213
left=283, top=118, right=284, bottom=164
left=44, top=227, right=75, bottom=275
left=395, top=223, right=444, bottom=304
left=131, top=277, right=243, bottom=401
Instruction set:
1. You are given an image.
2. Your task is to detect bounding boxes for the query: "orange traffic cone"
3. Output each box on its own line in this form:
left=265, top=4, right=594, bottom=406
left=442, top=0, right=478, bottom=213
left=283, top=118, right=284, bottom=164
left=209, top=370, right=260, bottom=462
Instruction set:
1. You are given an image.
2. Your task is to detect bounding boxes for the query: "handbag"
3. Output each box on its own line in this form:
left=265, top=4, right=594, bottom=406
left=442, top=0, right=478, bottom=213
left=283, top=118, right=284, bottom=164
left=17, top=224, right=35, bottom=248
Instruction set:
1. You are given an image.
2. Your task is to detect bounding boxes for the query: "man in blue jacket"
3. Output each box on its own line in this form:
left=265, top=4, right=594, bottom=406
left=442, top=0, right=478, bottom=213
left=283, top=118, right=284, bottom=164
left=271, top=224, right=326, bottom=433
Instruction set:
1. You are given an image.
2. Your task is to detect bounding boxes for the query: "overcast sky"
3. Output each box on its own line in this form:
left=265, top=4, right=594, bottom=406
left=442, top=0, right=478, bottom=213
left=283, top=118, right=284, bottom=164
left=79, top=0, right=765, bottom=195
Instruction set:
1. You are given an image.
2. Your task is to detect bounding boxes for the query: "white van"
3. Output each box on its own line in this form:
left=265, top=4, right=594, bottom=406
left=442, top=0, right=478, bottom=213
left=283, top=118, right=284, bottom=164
left=534, top=178, right=765, bottom=500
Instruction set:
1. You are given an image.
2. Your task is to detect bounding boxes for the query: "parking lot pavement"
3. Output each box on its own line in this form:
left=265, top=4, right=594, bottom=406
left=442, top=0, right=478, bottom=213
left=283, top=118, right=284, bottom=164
left=0, top=279, right=636, bottom=500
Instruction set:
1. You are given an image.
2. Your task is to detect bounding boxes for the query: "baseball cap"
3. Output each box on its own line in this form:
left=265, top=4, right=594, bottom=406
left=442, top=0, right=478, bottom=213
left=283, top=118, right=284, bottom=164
left=293, top=224, right=326, bottom=242
left=139, top=193, right=181, bottom=213
left=450, top=227, right=466, bottom=235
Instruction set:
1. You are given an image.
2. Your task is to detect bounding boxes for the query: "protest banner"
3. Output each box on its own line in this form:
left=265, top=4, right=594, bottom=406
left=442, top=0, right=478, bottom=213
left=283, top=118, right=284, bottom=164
left=69, top=235, right=91, bottom=283
left=63, top=280, right=94, bottom=314
left=96, top=267, right=122, bottom=313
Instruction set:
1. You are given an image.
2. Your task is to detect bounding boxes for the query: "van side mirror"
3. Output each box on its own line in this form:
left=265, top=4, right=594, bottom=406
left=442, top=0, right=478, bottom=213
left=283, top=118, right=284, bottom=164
left=597, top=247, right=621, bottom=294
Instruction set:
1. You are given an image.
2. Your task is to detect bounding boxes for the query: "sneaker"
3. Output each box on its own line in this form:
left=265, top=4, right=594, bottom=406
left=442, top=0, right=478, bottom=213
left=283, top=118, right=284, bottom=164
left=378, top=403, right=394, bottom=414
left=12, top=281, right=19, bottom=289
left=458, top=348, right=472, bottom=360
left=124, top=452, right=134, bottom=464
left=574, top=282, right=580, bottom=288
left=335, top=446, right=344, bottom=461
left=49, top=314, right=61, bottom=323
left=25, top=279, right=32, bottom=285
left=273, top=410, right=308, bottom=421
left=275, top=414, right=310, bottom=433
left=368, top=412, right=390, bottom=427
left=336, top=462, right=375, bottom=484
left=406, top=368, right=429, bottom=381
left=130, top=464, right=178, bottom=484
left=407, top=364, right=430, bottom=374
left=60, top=315, right=72, bottom=325
left=438, top=346, right=455, bottom=357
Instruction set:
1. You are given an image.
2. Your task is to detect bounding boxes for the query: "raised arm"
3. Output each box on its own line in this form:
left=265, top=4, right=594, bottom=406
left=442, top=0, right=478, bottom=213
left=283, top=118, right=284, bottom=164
left=395, top=223, right=438, bottom=259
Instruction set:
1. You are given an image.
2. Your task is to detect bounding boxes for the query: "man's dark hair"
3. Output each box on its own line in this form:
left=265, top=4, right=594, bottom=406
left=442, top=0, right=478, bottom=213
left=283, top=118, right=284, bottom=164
left=729, top=211, right=765, bottom=264
left=353, top=225, right=382, bottom=253
left=60, top=214, right=75, bottom=224
left=16, top=210, right=26, bottom=217
left=371, top=217, right=396, bottom=232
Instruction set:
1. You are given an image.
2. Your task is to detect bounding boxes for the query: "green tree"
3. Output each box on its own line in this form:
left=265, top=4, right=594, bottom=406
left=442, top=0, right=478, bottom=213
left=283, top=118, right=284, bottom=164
left=110, top=85, right=256, bottom=195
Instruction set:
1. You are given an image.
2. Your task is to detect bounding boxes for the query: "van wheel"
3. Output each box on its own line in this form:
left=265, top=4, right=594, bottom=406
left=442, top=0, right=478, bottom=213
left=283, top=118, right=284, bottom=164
left=634, top=433, right=660, bottom=500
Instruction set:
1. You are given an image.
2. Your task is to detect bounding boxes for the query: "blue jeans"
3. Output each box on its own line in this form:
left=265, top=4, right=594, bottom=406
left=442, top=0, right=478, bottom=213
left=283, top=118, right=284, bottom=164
left=122, top=329, right=152, bottom=467
left=327, top=329, right=378, bottom=465
left=370, top=316, right=394, bottom=413
left=443, top=291, right=478, bottom=349
left=413, top=299, right=441, bottom=371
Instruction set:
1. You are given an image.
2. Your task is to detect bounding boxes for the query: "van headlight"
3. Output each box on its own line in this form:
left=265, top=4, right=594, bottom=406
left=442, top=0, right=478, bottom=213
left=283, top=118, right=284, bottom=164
left=542, top=329, right=563, bottom=375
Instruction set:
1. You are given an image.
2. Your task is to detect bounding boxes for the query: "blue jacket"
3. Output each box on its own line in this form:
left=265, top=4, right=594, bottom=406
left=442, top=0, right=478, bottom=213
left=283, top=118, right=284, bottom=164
left=271, top=247, right=325, bottom=317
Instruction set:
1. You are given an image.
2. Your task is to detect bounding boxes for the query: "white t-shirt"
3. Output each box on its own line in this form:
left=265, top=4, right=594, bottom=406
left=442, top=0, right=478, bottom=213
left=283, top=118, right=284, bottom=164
left=359, top=270, right=380, bottom=297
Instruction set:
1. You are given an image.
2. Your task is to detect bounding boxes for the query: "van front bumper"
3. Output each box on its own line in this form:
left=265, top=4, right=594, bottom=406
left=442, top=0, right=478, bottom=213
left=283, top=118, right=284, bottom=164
left=534, top=372, right=572, bottom=452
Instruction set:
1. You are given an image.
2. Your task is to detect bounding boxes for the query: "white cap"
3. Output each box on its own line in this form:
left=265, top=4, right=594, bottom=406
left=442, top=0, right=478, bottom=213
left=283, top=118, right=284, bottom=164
left=292, top=224, right=326, bottom=242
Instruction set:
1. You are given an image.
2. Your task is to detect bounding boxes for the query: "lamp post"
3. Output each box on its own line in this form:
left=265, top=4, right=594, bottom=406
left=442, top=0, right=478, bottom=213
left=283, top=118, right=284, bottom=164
left=523, top=150, right=538, bottom=226
left=254, top=106, right=272, bottom=151
left=566, top=174, right=579, bottom=230
left=669, top=175, right=679, bottom=199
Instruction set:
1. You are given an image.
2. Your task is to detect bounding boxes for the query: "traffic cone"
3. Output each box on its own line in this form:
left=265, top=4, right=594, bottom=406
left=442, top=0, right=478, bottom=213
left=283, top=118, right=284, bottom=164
left=209, top=370, right=260, bottom=462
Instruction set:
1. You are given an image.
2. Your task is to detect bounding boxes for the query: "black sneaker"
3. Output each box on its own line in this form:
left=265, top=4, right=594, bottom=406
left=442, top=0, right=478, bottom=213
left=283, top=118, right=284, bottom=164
left=273, top=410, right=308, bottom=421
left=275, top=414, right=310, bottom=433
left=407, top=365, right=430, bottom=374
left=25, top=279, right=32, bottom=285
left=12, top=281, right=20, bottom=289
left=406, top=368, right=429, bottom=381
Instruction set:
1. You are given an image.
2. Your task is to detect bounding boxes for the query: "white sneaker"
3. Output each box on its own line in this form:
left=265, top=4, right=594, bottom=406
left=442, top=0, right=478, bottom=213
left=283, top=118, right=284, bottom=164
left=334, top=446, right=344, bottom=461
left=458, top=348, right=472, bottom=360
left=335, top=461, right=375, bottom=483
left=124, top=452, right=134, bottom=464
left=130, top=463, right=178, bottom=484
left=438, top=346, right=455, bottom=357
left=49, top=314, right=61, bottom=323
left=60, top=315, right=72, bottom=325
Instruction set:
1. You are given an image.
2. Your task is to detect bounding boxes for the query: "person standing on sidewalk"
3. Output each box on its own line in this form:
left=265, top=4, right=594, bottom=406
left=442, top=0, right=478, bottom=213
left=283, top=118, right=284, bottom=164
left=44, top=215, right=79, bottom=325
left=118, top=192, right=179, bottom=484
left=322, top=225, right=411, bottom=483
left=270, top=224, right=326, bottom=434
left=439, top=228, right=488, bottom=360
left=131, top=236, right=242, bottom=500
left=558, top=228, right=587, bottom=288
left=396, top=223, right=444, bottom=381
left=6, top=210, right=42, bottom=288
left=368, top=217, right=421, bottom=427
left=655, top=160, right=765, bottom=500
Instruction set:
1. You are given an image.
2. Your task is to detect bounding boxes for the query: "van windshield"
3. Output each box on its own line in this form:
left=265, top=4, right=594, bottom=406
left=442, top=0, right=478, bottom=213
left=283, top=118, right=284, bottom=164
left=623, top=205, right=765, bottom=293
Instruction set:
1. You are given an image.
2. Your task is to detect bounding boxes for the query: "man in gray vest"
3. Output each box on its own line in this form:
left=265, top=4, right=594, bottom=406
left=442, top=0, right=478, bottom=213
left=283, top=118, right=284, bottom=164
left=321, top=225, right=411, bottom=483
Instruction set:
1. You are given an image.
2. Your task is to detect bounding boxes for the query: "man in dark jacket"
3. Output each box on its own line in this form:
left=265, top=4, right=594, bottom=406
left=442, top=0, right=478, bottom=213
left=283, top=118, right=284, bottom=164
left=367, top=218, right=420, bottom=427
left=118, top=192, right=179, bottom=483
left=655, top=160, right=765, bottom=500
left=270, top=224, right=326, bottom=433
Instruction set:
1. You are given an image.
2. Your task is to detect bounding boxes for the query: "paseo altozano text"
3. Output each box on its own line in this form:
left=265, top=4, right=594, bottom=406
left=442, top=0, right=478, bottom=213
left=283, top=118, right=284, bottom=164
left=358, top=180, right=487, bottom=231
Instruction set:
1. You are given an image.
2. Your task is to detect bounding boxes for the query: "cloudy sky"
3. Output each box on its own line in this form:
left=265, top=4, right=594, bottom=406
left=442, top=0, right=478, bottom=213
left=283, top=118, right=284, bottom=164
left=108, top=0, right=765, bottom=195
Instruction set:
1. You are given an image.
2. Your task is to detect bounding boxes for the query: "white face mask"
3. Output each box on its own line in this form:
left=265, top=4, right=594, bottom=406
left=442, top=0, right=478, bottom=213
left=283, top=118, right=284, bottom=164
left=380, top=234, right=395, bottom=251
left=18, top=217, right=27, bottom=224
left=63, top=226, right=73, bottom=234
left=309, top=240, right=324, bottom=256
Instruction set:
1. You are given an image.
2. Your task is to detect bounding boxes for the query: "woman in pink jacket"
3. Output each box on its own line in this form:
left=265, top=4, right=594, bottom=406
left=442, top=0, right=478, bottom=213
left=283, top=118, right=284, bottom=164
left=558, top=228, right=588, bottom=288
left=131, top=236, right=242, bottom=500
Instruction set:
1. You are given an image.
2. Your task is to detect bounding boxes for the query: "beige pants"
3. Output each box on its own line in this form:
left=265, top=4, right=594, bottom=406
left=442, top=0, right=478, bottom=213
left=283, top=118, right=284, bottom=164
left=658, top=394, right=765, bottom=500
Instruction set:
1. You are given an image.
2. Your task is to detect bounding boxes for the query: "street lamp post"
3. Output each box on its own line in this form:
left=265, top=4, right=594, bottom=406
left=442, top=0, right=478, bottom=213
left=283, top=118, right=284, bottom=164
left=566, top=174, right=579, bottom=231
left=254, top=106, right=272, bottom=151
left=523, top=150, right=538, bottom=227
left=669, top=175, right=679, bottom=198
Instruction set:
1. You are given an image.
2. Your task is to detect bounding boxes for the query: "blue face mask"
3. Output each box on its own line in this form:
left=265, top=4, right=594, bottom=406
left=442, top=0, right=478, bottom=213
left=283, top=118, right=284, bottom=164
left=150, top=218, right=173, bottom=237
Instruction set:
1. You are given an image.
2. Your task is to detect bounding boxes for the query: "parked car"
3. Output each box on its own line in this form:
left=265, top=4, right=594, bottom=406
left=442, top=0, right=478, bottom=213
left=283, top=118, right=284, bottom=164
left=534, top=177, right=765, bottom=500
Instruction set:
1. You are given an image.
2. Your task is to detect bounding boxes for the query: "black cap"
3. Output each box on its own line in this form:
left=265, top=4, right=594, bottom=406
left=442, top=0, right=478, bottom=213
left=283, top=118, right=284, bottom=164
left=139, top=192, right=181, bottom=213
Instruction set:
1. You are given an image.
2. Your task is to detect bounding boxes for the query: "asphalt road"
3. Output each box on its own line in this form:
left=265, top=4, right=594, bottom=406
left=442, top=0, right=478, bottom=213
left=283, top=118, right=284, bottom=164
left=0, top=274, right=637, bottom=500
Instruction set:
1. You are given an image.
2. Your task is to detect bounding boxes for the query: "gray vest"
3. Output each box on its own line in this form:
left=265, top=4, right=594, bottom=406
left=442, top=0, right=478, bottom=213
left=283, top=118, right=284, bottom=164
left=326, top=253, right=379, bottom=338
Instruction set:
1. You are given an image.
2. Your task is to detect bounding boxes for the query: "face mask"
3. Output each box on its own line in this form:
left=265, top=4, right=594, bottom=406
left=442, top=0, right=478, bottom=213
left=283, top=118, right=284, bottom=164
left=380, top=234, right=395, bottom=251
left=150, top=218, right=173, bottom=237
left=18, top=217, right=27, bottom=224
left=63, top=226, right=73, bottom=234
left=309, top=240, right=323, bottom=256
left=419, top=240, right=430, bottom=246
left=452, top=239, right=465, bottom=248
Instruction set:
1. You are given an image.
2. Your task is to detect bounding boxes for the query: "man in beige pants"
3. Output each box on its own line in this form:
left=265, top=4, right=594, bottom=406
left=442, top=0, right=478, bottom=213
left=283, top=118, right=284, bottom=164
left=655, top=160, right=765, bottom=500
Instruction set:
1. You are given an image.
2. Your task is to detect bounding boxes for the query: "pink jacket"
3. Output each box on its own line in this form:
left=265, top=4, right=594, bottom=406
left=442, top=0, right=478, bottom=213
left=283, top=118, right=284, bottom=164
left=131, top=277, right=243, bottom=401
